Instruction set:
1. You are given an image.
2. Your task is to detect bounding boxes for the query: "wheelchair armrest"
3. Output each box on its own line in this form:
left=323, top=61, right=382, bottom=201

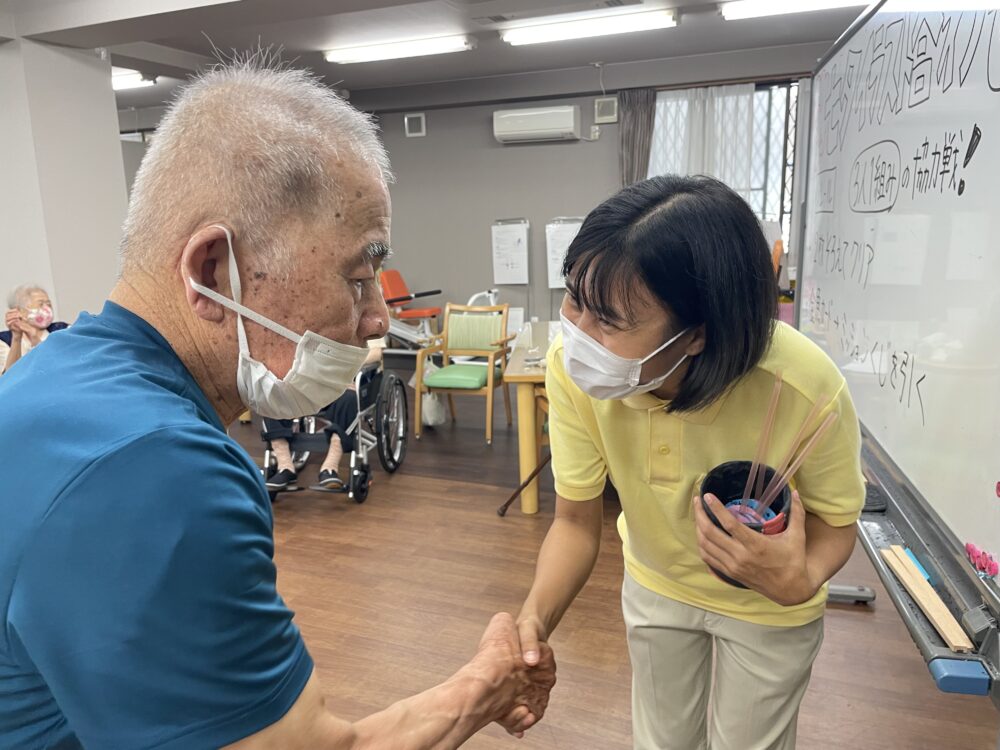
left=410, top=289, right=442, bottom=300
left=384, top=293, right=415, bottom=305
left=383, top=289, right=441, bottom=306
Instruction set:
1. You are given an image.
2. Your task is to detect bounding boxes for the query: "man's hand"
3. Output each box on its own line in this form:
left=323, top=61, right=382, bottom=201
left=693, top=491, right=818, bottom=606
left=493, top=612, right=554, bottom=738
left=463, top=613, right=556, bottom=738
left=5, top=309, right=25, bottom=341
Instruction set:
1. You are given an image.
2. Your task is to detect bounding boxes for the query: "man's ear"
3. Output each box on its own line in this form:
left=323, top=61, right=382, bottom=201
left=182, top=225, right=233, bottom=323
left=685, top=324, right=707, bottom=357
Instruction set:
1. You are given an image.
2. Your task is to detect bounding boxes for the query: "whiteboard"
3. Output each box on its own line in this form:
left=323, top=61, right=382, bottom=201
left=545, top=219, right=583, bottom=289
left=801, top=2, right=1000, bottom=560
left=491, top=220, right=529, bottom=285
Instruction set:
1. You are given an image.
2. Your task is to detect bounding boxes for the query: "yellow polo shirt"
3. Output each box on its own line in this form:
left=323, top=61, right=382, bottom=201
left=547, top=321, right=864, bottom=627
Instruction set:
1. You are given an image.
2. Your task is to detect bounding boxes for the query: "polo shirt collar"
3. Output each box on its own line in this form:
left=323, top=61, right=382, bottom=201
left=621, top=389, right=729, bottom=425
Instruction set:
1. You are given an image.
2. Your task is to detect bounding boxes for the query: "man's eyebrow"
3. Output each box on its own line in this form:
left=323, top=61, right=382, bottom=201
left=364, top=240, right=393, bottom=261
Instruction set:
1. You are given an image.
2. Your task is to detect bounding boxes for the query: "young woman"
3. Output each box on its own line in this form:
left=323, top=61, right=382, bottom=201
left=516, top=175, right=864, bottom=750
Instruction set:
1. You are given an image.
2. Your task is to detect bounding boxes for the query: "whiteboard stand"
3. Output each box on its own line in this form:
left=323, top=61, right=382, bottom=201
left=859, top=431, right=998, bottom=705
left=800, top=0, right=1000, bottom=710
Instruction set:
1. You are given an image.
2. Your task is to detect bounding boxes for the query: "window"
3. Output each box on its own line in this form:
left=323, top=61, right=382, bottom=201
left=648, top=80, right=799, bottom=244
left=749, top=82, right=798, bottom=244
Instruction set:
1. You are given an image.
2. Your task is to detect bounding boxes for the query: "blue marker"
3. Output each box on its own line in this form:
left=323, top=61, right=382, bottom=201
left=905, top=548, right=931, bottom=581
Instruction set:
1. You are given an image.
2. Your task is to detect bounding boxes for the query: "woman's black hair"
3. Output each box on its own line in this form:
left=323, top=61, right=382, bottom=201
left=563, top=174, right=778, bottom=413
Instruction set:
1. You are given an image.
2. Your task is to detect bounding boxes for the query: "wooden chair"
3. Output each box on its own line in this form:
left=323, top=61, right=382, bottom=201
left=413, top=303, right=514, bottom=445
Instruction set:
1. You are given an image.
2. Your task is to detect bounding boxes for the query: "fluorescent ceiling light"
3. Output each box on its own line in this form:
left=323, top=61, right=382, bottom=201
left=112, top=69, right=156, bottom=91
left=721, top=0, right=865, bottom=20
left=324, top=35, right=474, bottom=64
left=501, top=10, right=676, bottom=46
left=883, top=0, right=996, bottom=9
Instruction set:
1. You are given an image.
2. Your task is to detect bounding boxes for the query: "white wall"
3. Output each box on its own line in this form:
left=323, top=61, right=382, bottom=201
left=0, top=39, right=56, bottom=308
left=0, top=39, right=127, bottom=320
left=121, top=138, right=147, bottom=195
left=380, top=96, right=619, bottom=322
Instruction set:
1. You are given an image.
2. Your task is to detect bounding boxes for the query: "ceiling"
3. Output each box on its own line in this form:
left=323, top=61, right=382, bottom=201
left=8, top=0, right=866, bottom=113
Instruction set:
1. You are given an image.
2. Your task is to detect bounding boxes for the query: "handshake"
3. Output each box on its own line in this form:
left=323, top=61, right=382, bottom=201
left=458, top=612, right=556, bottom=739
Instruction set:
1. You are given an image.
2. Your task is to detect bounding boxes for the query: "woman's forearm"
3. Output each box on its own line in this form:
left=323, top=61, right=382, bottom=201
left=519, top=498, right=603, bottom=636
left=804, top=514, right=857, bottom=593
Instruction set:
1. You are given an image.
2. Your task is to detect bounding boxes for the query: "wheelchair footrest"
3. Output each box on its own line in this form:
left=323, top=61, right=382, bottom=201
left=308, top=484, right=348, bottom=494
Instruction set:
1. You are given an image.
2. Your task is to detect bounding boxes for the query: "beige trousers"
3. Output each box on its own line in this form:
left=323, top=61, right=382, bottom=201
left=622, top=572, right=824, bottom=750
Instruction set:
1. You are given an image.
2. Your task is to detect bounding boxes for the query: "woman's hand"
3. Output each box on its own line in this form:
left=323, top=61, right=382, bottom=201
left=5, top=309, right=25, bottom=341
left=515, top=613, right=549, bottom=668
left=693, top=491, right=819, bottom=606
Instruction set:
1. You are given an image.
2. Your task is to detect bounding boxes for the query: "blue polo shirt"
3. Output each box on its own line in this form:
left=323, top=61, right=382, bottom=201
left=0, top=301, right=312, bottom=749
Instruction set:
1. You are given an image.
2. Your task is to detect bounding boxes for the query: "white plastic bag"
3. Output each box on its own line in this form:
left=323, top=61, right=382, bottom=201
left=421, top=393, right=447, bottom=427
left=409, top=361, right=448, bottom=427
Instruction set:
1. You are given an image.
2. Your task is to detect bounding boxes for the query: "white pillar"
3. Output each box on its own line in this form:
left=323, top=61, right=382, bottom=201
left=0, top=38, right=127, bottom=320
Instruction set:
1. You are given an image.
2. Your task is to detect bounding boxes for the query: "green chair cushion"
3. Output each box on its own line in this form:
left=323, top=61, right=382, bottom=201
left=424, top=364, right=502, bottom=390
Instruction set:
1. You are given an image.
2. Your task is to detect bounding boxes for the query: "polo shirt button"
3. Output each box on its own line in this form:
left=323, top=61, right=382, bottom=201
left=659, top=445, right=670, bottom=455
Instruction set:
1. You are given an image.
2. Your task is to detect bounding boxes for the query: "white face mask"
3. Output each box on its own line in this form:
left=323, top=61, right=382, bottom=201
left=189, top=226, right=371, bottom=420
left=561, top=311, right=690, bottom=400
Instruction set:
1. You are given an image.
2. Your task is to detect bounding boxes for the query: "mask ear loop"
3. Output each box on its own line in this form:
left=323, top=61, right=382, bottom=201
left=191, top=226, right=301, bottom=345
left=632, top=327, right=690, bottom=387
left=212, top=225, right=249, bottom=355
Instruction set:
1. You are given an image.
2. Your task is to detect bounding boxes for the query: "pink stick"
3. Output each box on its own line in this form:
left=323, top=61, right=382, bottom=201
left=758, top=412, right=839, bottom=515
left=742, top=372, right=783, bottom=507
left=761, top=394, right=828, bottom=505
left=753, top=373, right=784, bottom=501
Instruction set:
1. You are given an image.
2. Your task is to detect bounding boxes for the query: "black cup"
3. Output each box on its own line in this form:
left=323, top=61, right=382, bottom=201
left=699, top=460, right=792, bottom=588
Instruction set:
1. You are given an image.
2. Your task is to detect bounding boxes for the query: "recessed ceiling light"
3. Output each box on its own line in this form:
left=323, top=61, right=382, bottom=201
left=325, top=35, right=475, bottom=64
left=501, top=10, right=676, bottom=46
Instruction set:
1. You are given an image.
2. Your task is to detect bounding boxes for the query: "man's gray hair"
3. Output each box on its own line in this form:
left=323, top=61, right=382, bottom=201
left=120, top=52, right=392, bottom=278
left=7, top=284, right=47, bottom=309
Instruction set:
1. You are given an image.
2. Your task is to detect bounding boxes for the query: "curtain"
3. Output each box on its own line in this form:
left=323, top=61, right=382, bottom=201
left=618, top=88, right=656, bottom=187
left=647, top=83, right=756, bottom=202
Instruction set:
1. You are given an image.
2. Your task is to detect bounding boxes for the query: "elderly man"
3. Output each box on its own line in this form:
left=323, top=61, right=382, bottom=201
left=0, top=61, right=554, bottom=749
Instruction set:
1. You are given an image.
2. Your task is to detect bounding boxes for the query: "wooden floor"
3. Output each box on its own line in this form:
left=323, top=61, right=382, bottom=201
left=231, top=380, right=998, bottom=749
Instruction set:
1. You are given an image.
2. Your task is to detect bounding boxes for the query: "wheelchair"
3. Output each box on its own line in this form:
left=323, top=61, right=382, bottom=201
left=261, top=363, right=408, bottom=503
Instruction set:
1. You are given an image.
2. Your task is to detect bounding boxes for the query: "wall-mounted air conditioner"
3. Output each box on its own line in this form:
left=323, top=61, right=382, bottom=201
left=493, top=105, right=581, bottom=144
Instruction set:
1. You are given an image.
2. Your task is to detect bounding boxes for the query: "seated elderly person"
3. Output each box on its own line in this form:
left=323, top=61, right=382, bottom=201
left=2, top=285, right=68, bottom=373
left=0, top=59, right=554, bottom=748
left=263, top=337, right=384, bottom=491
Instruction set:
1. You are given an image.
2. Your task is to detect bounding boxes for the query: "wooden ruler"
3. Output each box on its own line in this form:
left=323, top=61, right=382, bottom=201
left=880, top=545, right=974, bottom=654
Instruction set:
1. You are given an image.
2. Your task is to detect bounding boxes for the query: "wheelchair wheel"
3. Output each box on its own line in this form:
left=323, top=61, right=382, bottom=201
left=349, top=464, right=370, bottom=503
left=376, top=372, right=408, bottom=473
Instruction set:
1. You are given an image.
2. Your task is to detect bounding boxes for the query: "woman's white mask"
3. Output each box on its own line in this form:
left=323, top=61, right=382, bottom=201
left=189, top=226, right=370, bottom=419
left=561, top=311, right=690, bottom=400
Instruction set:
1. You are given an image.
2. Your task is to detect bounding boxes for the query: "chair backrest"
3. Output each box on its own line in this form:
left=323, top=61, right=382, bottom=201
left=443, top=303, right=508, bottom=355
left=380, top=269, right=411, bottom=306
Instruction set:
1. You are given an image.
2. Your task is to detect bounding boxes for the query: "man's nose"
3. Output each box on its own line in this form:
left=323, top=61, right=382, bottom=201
left=363, top=295, right=390, bottom=339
